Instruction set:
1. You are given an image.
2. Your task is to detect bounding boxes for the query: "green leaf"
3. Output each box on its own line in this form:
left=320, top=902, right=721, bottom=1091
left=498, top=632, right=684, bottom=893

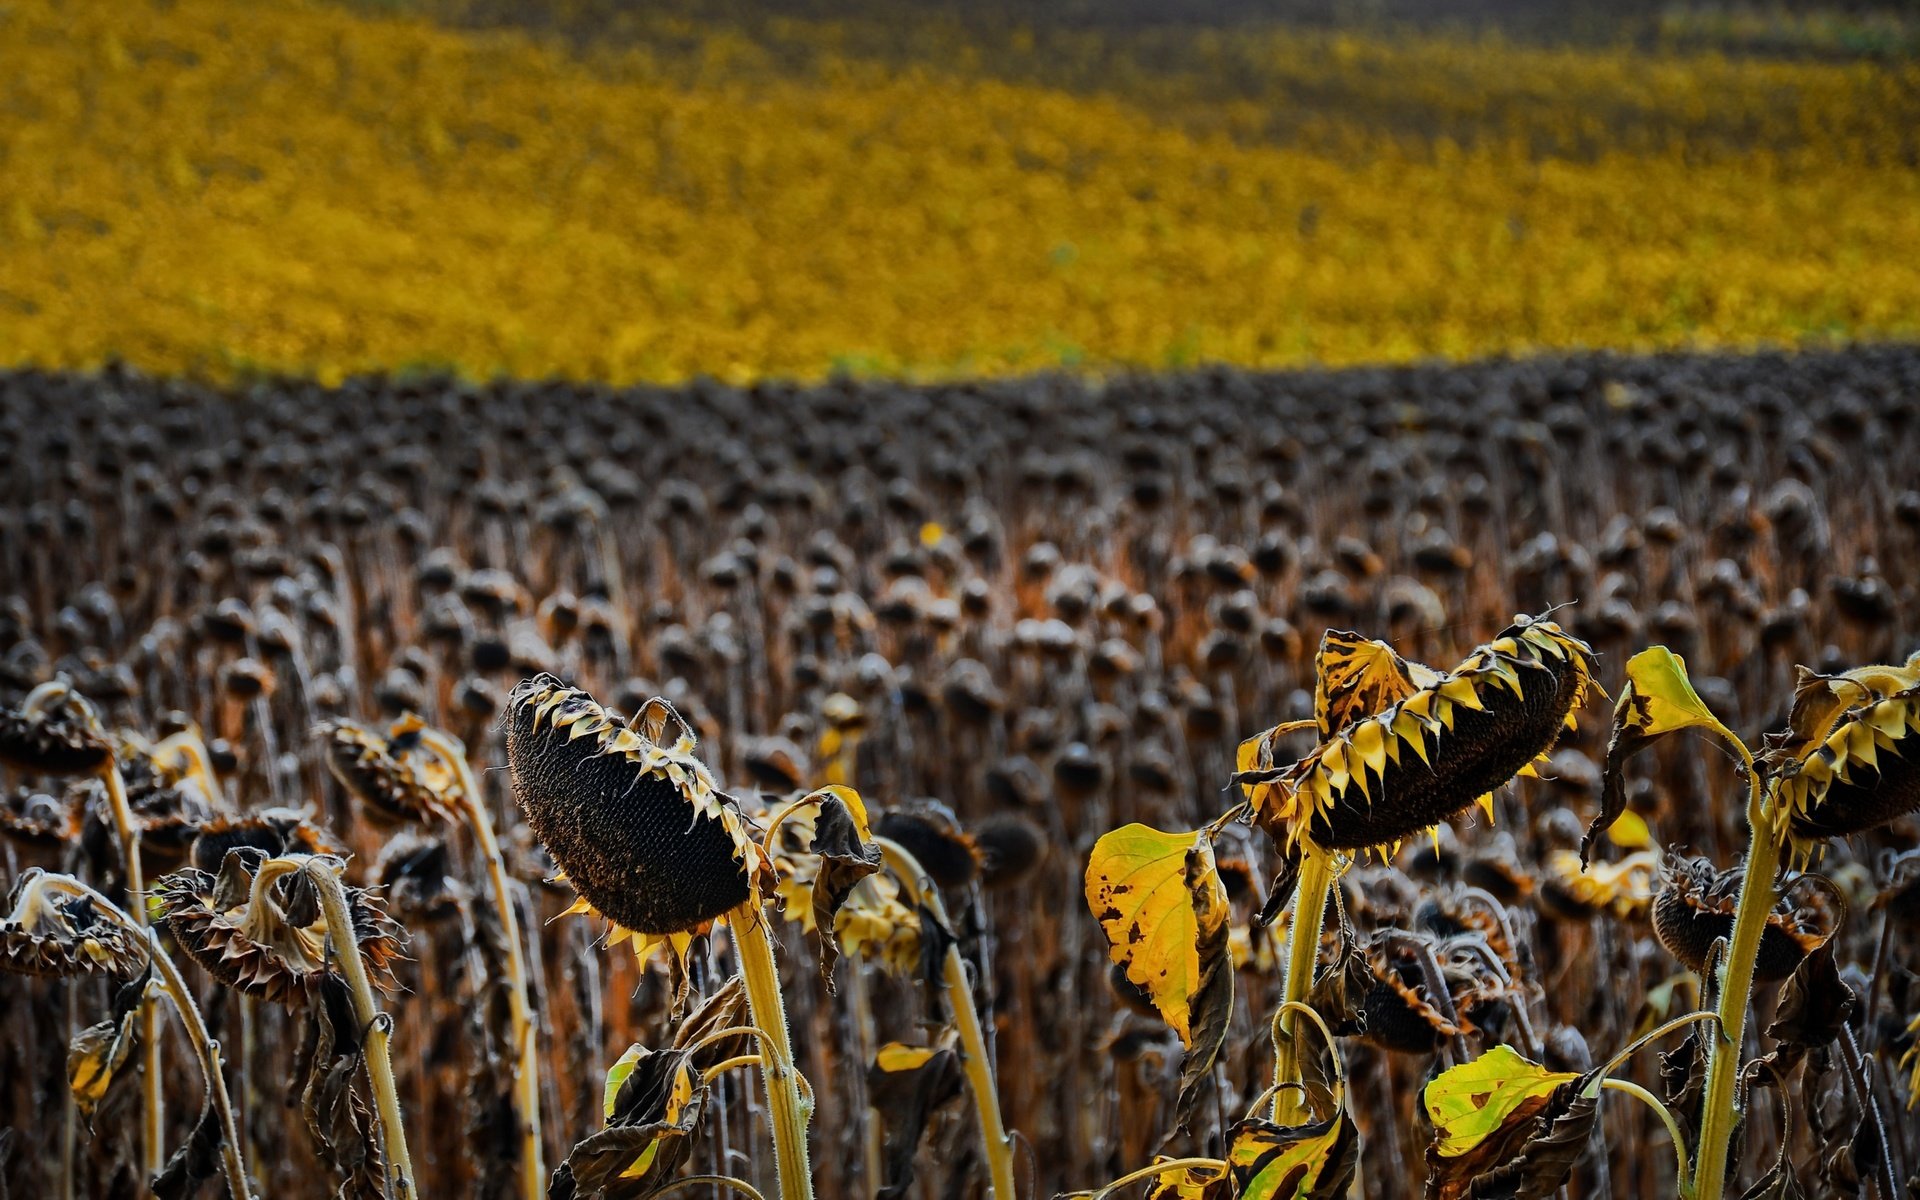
left=1423, top=1045, right=1577, bottom=1158
left=603, top=1044, right=645, bottom=1122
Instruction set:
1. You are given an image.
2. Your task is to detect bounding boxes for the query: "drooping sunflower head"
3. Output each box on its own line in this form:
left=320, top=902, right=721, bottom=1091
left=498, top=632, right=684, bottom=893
left=320, top=716, right=459, bottom=826
left=189, top=808, right=347, bottom=873
left=1767, top=655, right=1920, bottom=862
left=505, top=676, right=770, bottom=977
left=1239, top=617, right=1600, bottom=857
left=1652, top=855, right=1838, bottom=984
left=156, top=850, right=405, bottom=1003
left=0, top=687, right=112, bottom=777
left=0, top=869, right=146, bottom=979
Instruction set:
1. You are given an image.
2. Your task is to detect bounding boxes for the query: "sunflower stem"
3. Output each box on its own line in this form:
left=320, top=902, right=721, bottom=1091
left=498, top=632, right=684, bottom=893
left=1690, top=756, right=1779, bottom=1200
left=876, top=837, right=1018, bottom=1200
left=298, top=858, right=417, bottom=1200
left=1601, top=1079, right=1690, bottom=1194
left=415, top=728, right=544, bottom=1200
left=1065, top=1157, right=1226, bottom=1199
left=1271, top=847, right=1333, bottom=1124
left=729, top=900, right=814, bottom=1200
left=98, top=757, right=164, bottom=1183
left=37, top=874, right=253, bottom=1199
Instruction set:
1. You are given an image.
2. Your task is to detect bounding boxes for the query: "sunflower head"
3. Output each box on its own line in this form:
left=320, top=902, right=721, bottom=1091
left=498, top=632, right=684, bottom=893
left=0, top=870, right=146, bottom=979
left=320, top=716, right=459, bottom=826
left=156, top=850, right=405, bottom=1003
left=1767, top=656, right=1920, bottom=860
left=189, top=808, right=347, bottom=873
left=1, top=785, right=81, bottom=847
left=1239, top=617, right=1600, bottom=857
left=1652, top=856, right=1838, bottom=984
left=873, top=802, right=980, bottom=890
left=0, top=688, right=112, bottom=776
left=504, top=676, right=769, bottom=983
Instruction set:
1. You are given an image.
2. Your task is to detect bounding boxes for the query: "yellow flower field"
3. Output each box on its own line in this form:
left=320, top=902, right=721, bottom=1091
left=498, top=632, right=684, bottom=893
left=2, top=0, right=1918, bottom=383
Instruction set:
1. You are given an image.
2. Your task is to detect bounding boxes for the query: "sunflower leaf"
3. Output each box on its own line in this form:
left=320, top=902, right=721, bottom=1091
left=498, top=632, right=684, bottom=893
left=808, top=789, right=882, bottom=990
left=1423, top=1045, right=1578, bottom=1158
left=1084, top=824, right=1231, bottom=1047
left=868, top=1042, right=964, bottom=1199
left=1423, top=1046, right=1599, bottom=1200
left=1228, top=1111, right=1362, bottom=1200
left=1591, top=646, right=1737, bottom=866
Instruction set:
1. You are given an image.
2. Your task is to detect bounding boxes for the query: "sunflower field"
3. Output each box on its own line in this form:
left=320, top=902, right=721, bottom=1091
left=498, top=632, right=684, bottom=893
left=2, top=0, right=1919, bottom=382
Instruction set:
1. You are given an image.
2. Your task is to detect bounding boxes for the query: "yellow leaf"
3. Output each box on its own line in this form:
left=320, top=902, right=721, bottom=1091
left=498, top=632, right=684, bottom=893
left=876, top=1042, right=938, bottom=1072
left=1606, top=808, right=1652, bottom=848
left=1619, top=647, right=1735, bottom=745
left=1084, top=824, right=1227, bottom=1044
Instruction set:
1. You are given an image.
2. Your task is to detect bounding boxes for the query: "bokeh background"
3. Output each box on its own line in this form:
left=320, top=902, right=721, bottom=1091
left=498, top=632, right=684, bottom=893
left=3, top=0, right=1919, bottom=383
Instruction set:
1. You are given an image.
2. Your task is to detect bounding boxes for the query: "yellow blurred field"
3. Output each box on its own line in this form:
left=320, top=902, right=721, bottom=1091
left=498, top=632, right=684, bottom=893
left=2, top=0, right=1918, bottom=382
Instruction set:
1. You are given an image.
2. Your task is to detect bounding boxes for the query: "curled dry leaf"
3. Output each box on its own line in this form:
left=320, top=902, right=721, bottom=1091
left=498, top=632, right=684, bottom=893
left=868, top=1042, right=966, bottom=1199
left=68, top=966, right=149, bottom=1126
left=1423, top=1044, right=1600, bottom=1200
left=298, top=974, right=386, bottom=1199
left=804, top=786, right=882, bottom=988
left=1137, top=1112, right=1361, bottom=1200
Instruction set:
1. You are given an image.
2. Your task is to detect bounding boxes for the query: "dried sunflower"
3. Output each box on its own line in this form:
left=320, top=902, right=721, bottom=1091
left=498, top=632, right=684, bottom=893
left=1651, top=856, right=1837, bottom=984
left=0, top=785, right=80, bottom=847
left=0, top=685, right=113, bottom=776
left=1765, top=656, right=1920, bottom=859
left=321, top=717, right=459, bottom=825
left=1536, top=849, right=1660, bottom=923
left=0, top=868, right=146, bottom=978
left=1238, top=617, right=1599, bottom=856
left=505, top=675, right=770, bottom=990
left=189, top=808, right=347, bottom=873
left=156, top=849, right=404, bottom=1003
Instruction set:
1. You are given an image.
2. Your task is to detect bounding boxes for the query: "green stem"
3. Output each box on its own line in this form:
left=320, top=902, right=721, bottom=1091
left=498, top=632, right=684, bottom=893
left=1271, top=847, right=1334, bottom=1124
left=876, top=838, right=1017, bottom=1200
left=1602, top=1079, right=1691, bottom=1194
left=295, top=858, right=417, bottom=1199
left=729, top=900, right=815, bottom=1200
left=1690, top=758, right=1779, bottom=1200
left=415, top=729, right=544, bottom=1200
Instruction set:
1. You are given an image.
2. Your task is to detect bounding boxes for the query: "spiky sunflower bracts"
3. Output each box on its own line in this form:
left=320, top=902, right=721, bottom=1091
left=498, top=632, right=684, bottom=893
left=321, top=716, right=460, bottom=826
left=1238, top=617, right=1599, bottom=856
left=505, top=675, right=771, bottom=989
left=0, top=870, right=146, bottom=979
left=1651, top=856, right=1837, bottom=983
left=1766, top=657, right=1920, bottom=860
left=156, top=850, right=404, bottom=1003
